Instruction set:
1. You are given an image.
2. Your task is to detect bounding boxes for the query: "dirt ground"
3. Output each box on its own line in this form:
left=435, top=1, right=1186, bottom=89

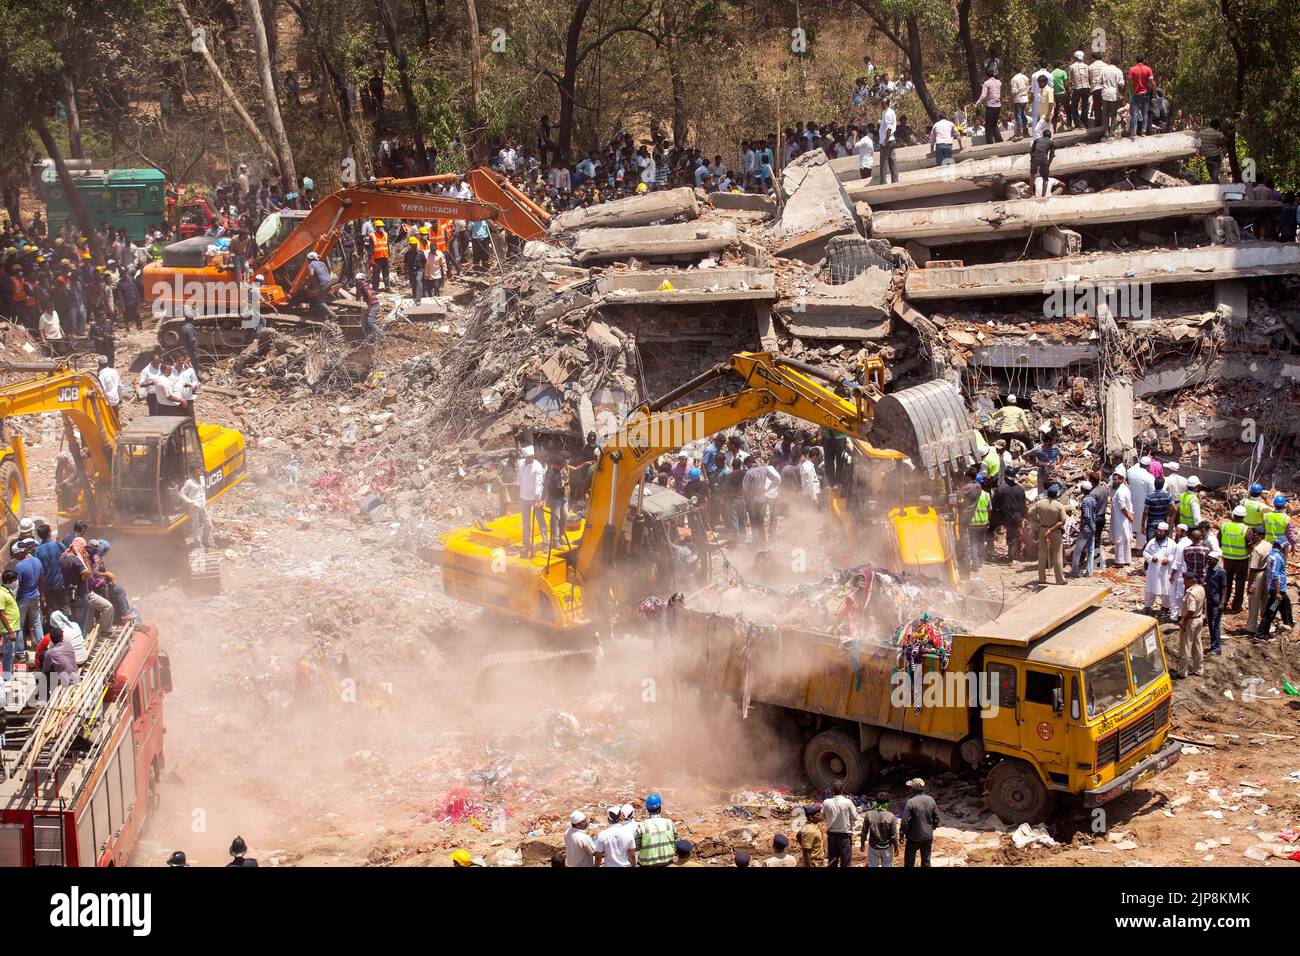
left=15, top=295, right=1297, bottom=869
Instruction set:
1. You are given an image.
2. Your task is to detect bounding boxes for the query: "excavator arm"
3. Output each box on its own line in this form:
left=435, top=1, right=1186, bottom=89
left=0, top=364, right=122, bottom=524
left=260, top=168, right=550, bottom=302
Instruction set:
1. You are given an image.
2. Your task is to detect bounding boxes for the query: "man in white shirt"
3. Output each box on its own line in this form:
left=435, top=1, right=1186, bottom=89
left=593, top=805, right=636, bottom=868
left=929, top=114, right=963, bottom=166
left=516, top=445, right=546, bottom=557
left=877, top=99, right=899, bottom=184
left=38, top=306, right=64, bottom=355
left=854, top=126, right=875, bottom=179
left=1010, top=70, right=1031, bottom=138
left=153, top=358, right=182, bottom=416
left=797, top=449, right=821, bottom=505
left=139, top=351, right=162, bottom=415
left=564, top=810, right=596, bottom=867
left=1030, top=61, right=1053, bottom=124
left=176, top=354, right=199, bottom=417
left=179, top=466, right=214, bottom=547
left=498, top=144, right=518, bottom=174
left=1099, top=59, right=1124, bottom=136
left=1067, top=50, right=1091, bottom=129
left=96, top=356, right=129, bottom=409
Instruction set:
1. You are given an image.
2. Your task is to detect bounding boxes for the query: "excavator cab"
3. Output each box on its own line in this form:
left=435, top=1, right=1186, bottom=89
left=618, top=484, right=713, bottom=599
left=110, top=417, right=207, bottom=529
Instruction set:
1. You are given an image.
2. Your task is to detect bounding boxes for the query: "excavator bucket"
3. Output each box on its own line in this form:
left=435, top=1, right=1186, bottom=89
left=871, top=380, right=980, bottom=478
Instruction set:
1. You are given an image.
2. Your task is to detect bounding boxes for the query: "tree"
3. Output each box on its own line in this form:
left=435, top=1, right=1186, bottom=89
left=848, top=0, right=949, bottom=122
left=375, top=0, right=430, bottom=173
left=246, top=0, right=299, bottom=197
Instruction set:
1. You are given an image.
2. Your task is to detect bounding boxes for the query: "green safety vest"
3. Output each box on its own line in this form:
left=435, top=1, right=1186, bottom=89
left=1264, top=510, right=1289, bottom=543
left=1242, top=496, right=1267, bottom=528
left=972, top=490, right=991, bottom=527
left=983, top=447, right=1000, bottom=478
left=1220, top=521, right=1248, bottom=560
left=635, top=816, right=677, bottom=866
left=1177, top=491, right=1198, bottom=526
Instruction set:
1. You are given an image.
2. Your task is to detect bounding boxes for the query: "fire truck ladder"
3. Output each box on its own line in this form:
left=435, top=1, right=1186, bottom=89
left=17, top=622, right=136, bottom=800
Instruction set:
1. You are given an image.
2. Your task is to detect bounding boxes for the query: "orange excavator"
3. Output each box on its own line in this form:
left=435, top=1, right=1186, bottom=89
left=143, top=168, right=551, bottom=352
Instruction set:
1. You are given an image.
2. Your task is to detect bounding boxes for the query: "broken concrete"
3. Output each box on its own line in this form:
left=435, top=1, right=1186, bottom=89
left=709, top=191, right=778, bottom=215
left=1040, top=226, right=1082, bottom=257
left=571, top=220, right=738, bottom=262
left=773, top=149, right=860, bottom=262
left=595, top=267, right=776, bottom=305
left=1103, top=377, right=1136, bottom=457
left=904, top=242, right=1300, bottom=301
left=871, top=183, right=1231, bottom=245
left=1203, top=215, right=1241, bottom=244
left=552, top=186, right=699, bottom=232
left=782, top=267, right=893, bottom=339
left=845, top=131, right=1201, bottom=207
left=1214, top=279, right=1249, bottom=323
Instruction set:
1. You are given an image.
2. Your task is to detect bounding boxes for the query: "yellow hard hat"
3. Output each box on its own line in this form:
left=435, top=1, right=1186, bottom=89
left=408, top=236, right=419, bottom=244
left=450, top=849, right=472, bottom=867
left=635, top=182, right=648, bottom=194
left=373, top=219, right=384, bottom=227
left=82, top=252, right=92, bottom=259
left=418, top=226, right=429, bottom=234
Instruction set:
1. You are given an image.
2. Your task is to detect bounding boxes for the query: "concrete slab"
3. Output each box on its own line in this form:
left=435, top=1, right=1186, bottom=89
left=595, top=267, right=776, bottom=305
left=571, top=221, right=738, bottom=262
left=1214, top=279, right=1249, bottom=323
left=1103, top=378, right=1135, bottom=457
left=904, top=242, right=1300, bottom=301
left=553, top=186, right=699, bottom=232
left=845, top=131, right=1200, bottom=207
left=783, top=267, right=894, bottom=338
left=872, top=183, right=1232, bottom=245
left=829, top=127, right=1102, bottom=180
left=709, top=191, right=778, bottom=214
left=773, top=149, right=860, bottom=261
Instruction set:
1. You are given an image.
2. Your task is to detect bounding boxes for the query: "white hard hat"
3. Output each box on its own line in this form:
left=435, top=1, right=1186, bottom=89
left=621, top=803, right=635, bottom=820
left=1166, top=461, right=1180, bottom=472
left=1233, top=505, right=1247, bottom=518
left=17, top=517, right=34, bottom=534
left=1006, top=394, right=1017, bottom=404
left=354, top=272, right=366, bottom=281
left=307, top=251, right=319, bottom=260
left=1139, top=455, right=1151, bottom=466
left=254, top=274, right=265, bottom=282
left=521, top=445, right=535, bottom=457
left=569, top=810, right=587, bottom=826
left=1187, top=476, right=1201, bottom=488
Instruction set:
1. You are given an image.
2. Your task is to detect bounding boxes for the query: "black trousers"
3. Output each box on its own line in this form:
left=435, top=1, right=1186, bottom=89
left=826, top=832, right=852, bottom=868
left=1258, top=591, right=1294, bottom=637
left=984, top=106, right=1002, bottom=143
left=1223, top=557, right=1249, bottom=612
left=904, top=838, right=932, bottom=868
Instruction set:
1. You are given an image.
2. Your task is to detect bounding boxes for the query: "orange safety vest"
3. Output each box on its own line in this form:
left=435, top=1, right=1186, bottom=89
left=371, top=230, right=389, bottom=261
left=417, top=235, right=431, bottom=253
left=434, top=221, right=448, bottom=252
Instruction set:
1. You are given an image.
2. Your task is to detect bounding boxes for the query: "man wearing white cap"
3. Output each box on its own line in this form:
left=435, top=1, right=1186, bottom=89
left=564, top=809, right=596, bottom=867
left=1163, top=461, right=1186, bottom=499
left=593, top=804, right=636, bottom=868
left=516, top=445, right=546, bottom=557
left=1176, top=475, right=1202, bottom=527
left=1127, top=455, right=1154, bottom=551
left=1109, top=468, right=1134, bottom=566
left=1168, top=525, right=1192, bottom=616
left=1142, top=522, right=1175, bottom=614
left=1067, top=51, right=1090, bottom=128
left=989, top=393, right=1032, bottom=447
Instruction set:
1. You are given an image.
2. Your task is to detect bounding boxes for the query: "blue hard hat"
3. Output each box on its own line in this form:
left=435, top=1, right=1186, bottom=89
left=1274, top=495, right=1287, bottom=507
left=1251, top=483, right=1263, bottom=495
left=975, top=474, right=985, bottom=484
left=645, top=793, right=662, bottom=811
left=688, top=467, right=701, bottom=480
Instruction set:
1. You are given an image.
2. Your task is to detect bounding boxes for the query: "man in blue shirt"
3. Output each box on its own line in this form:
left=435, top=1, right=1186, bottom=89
left=33, top=523, right=66, bottom=614
left=1255, top=539, right=1293, bottom=643
left=468, top=219, right=491, bottom=271
left=12, top=538, right=43, bottom=659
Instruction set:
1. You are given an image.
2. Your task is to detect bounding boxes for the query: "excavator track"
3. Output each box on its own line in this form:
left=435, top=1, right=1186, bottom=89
left=156, top=311, right=364, bottom=356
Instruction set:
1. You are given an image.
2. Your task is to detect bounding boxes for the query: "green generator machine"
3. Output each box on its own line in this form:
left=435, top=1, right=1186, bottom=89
left=38, top=164, right=165, bottom=241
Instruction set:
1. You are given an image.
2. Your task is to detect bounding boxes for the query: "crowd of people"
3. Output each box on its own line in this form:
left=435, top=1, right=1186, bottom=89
left=965, top=393, right=1295, bottom=679
left=483, top=777, right=942, bottom=868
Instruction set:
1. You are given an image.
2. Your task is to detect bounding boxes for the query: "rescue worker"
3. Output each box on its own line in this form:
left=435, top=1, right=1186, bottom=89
left=227, top=835, right=259, bottom=867
left=1246, top=527, right=1272, bottom=634
left=1177, top=570, right=1206, bottom=678
left=1177, top=475, right=1203, bottom=527
left=1031, top=483, right=1068, bottom=584
left=632, top=793, right=676, bottom=867
left=1219, top=505, right=1251, bottom=613
left=1255, top=537, right=1293, bottom=642
left=988, top=393, right=1033, bottom=447
left=402, top=236, right=425, bottom=303
left=1241, top=482, right=1269, bottom=533
left=1264, top=495, right=1290, bottom=549
left=979, top=439, right=1003, bottom=480
left=1205, top=550, right=1227, bottom=656
left=368, top=218, right=390, bottom=291
left=306, top=250, right=332, bottom=295
left=355, top=272, right=381, bottom=338
left=968, top=476, right=991, bottom=571
left=798, top=803, right=827, bottom=867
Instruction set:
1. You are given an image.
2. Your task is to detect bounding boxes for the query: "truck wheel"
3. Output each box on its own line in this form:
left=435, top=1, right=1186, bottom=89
left=0, top=459, right=26, bottom=535
left=985, top=759, right=1056, bottom=825
left=803, top=728, right=878, bottom=794
left=157, top=323, right=182, bottom=352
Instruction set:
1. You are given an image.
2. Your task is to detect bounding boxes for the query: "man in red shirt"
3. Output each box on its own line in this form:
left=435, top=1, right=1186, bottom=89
left=1127, top=56, right=1155, bottom=136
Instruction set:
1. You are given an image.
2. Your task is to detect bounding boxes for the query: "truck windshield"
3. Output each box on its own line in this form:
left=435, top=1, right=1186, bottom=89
left=1128, top=627, right=1166, bottom=690
left=1084, top=649, right=1132, bottom=717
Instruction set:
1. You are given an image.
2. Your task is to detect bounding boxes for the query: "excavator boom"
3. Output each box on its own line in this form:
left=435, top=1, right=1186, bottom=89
left=441, top=352, right=978, bottom=629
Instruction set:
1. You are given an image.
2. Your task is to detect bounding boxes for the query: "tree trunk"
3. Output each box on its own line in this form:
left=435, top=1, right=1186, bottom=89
left=905, top=17, right=940, bottom=123
left=1220, top=0, right=1248, bottom=183
left=375, top=0, right=430, bottom=173
left=465, top=0, right=483, bottom=163
left=956, top=0, right=981, bottom=100
left=413, top=0, right=431, bottom=46
left=175, top=0, right=274, bottom=157
left=32, top=114, right=103, bottom=260
left=260, top=0, right=281, bottom=92
left=556, top=0, right=596, bottom=164
left=63, top=75, right=84, bottom=160
left=245, top=0, right=299, bottom=199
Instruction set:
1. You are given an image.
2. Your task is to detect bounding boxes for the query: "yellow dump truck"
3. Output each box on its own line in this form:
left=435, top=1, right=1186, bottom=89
left=668, top=585, right=1181, bottom=824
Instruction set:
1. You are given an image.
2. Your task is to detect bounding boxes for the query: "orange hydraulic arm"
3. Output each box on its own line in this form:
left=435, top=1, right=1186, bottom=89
left=0, top=364, right=122, bottom=524
left=260, top=167, right=550, bottom=303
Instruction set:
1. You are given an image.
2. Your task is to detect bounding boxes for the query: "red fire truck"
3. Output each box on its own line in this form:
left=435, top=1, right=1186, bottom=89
left=0, top=620, right=171, bottom=866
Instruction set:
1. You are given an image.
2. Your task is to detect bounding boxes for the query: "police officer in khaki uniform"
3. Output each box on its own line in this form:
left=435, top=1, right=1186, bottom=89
left=1031, top=483, right=1068, bottom=584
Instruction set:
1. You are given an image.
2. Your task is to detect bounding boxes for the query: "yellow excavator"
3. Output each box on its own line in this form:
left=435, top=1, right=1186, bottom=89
left=441, top=352, right=977, bottom=631
left=0, top=361, right=246, bottom=543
